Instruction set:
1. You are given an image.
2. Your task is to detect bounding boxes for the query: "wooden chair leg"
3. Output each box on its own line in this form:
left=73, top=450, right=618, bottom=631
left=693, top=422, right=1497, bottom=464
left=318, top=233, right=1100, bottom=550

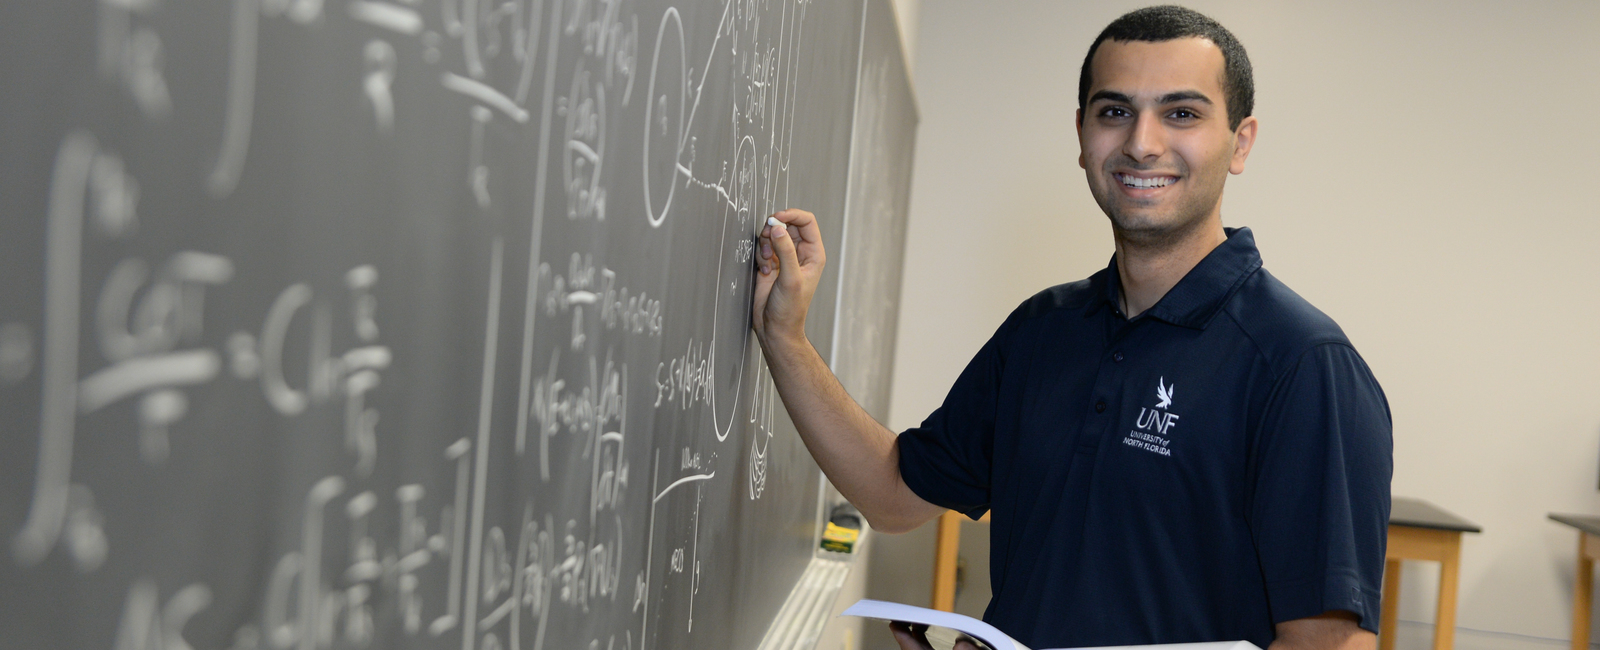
left=1379, top=558, right=1402, bottom=650
left=1432, top=535, right=1462, bottom=650
left=1574, top=533, right=1595, bottom=650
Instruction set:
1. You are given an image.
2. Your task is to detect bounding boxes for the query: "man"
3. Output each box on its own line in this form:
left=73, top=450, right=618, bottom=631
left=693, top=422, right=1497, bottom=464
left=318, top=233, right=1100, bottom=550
left=750, top=6, right=1391, bottom=650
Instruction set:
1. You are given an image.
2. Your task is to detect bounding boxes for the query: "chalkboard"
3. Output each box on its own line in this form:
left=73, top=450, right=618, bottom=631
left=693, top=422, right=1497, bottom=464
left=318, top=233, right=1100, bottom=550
left=0, top=1, right=915, bottom=649
left=832, top=0, right=916, bottom=425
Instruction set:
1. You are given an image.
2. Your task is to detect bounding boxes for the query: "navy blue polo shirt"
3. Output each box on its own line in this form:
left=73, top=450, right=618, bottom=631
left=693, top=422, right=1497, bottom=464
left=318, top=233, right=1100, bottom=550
left=898, top=227, right=1392, bottom=649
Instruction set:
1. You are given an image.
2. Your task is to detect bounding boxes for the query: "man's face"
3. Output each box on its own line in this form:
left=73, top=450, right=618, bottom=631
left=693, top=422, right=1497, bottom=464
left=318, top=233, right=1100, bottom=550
left=1077, top=38, right=1255, bottom=245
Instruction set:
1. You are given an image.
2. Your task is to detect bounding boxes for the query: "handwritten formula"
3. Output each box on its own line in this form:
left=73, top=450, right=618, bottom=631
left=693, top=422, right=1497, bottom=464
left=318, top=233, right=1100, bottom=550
left=0, top=1, right=886, bottom=650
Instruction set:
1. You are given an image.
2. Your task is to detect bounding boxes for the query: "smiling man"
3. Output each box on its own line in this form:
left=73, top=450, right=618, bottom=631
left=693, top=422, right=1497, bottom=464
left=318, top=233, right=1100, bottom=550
left=750, top=6, right=1392, bottom=650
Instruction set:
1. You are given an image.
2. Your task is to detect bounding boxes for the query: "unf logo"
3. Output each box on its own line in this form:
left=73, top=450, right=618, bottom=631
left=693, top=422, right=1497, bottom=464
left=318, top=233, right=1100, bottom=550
left=1136, top=377, right=1180, bottom=434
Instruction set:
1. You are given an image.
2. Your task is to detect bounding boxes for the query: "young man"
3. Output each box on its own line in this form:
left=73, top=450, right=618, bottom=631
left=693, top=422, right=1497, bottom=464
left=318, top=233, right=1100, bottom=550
left=750, top=6, right=1391, bottom=650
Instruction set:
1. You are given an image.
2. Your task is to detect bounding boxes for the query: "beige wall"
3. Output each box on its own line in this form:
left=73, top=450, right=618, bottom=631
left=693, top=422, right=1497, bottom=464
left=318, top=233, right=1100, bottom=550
left=879, top=0, right=1600, bottom=647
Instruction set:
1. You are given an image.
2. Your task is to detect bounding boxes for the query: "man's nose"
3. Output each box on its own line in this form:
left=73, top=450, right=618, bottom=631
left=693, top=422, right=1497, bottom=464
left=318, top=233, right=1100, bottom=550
left=1122, top=112, right=1166, bottom=162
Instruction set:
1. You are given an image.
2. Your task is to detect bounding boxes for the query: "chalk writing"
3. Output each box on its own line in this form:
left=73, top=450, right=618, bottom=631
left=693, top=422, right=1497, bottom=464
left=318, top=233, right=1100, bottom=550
left=654, top=338, right=710, bottom=411
left=539, top=256, right=663, bottom=350
left=244, top=269, right=392, bottom=476
left=4, top=2, right=864, bottom=649
left=530, top=348, right=627, bottom=481
left=99, top=0, right=172, bottom=120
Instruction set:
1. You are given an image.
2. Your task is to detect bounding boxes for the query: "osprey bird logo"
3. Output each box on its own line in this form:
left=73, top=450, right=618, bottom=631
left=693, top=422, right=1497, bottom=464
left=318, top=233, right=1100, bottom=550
left=1155, top=377, right=1174, bottom=410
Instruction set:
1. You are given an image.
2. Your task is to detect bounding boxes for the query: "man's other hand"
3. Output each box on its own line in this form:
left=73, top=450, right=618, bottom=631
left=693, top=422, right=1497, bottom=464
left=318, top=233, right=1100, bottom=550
left=752, top=209, right=826, bottom=351
left=889, top=622, right=982, bottom=650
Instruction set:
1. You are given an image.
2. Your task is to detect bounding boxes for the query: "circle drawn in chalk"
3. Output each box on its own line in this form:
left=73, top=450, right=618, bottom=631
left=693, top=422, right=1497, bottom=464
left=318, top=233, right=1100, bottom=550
left=708, top=142, right=761, bottom=441
left=643, top=8, right=686, bottom=228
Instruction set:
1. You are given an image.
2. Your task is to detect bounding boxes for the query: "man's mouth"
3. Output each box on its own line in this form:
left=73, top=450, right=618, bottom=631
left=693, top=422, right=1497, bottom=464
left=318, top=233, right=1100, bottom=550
left=1115, top=173, right=1179, bottom=189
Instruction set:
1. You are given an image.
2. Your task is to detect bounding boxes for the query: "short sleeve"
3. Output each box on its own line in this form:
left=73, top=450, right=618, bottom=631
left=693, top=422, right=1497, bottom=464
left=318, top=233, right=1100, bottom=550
left=1249, top=342, right=1393, bottom=634
left=895, top=310, right=1018, bottom=520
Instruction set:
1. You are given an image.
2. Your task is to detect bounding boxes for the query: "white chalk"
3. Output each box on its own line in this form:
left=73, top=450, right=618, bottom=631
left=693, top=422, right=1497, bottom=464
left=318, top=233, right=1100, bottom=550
left=767, top=216, right=781, bottom=227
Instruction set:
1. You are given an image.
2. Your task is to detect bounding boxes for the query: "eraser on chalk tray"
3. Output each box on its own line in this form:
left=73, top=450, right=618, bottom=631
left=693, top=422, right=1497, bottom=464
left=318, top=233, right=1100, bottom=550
left=821, top=505, right=863, bottom=553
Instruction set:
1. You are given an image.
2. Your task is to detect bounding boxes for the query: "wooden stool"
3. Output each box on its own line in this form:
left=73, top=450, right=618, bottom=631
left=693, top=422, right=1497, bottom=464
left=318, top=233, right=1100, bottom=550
left=1547, top=513, right=1600, bottom=650
left=1380, top=497, right=1481, bottom=650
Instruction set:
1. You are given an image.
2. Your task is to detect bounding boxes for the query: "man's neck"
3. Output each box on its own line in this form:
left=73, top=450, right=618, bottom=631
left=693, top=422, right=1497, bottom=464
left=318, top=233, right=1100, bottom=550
left=1113, top=217, right=1228, bottom=318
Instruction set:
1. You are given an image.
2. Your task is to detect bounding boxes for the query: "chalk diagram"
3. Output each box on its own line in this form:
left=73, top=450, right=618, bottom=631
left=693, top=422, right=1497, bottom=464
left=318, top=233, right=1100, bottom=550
left=642, top=8, right=686, bottom=229
left=641, top=0, right=809, bottom=444
left=6, top=1, right=828, bottom=649
left=633, top=0, right=814, bottom=642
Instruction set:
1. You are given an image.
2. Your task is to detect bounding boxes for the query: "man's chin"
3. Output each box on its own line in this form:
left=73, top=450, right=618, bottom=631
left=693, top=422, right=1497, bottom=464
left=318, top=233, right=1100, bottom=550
left=1108, top=212, right=1177, bottom=234
left=1107, top=210, right=1211, bottom=246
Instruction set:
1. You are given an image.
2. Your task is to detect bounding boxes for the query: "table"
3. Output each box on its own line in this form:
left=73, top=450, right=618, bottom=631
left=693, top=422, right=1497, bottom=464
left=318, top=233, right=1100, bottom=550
left=1548, top=513, right=1600, bottom=650
left=1381, top=497, right=1481, bottom=650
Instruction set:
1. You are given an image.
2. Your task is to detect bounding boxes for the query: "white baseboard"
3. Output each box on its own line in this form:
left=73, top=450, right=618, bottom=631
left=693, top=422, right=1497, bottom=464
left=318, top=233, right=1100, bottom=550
left=1389, top=619, right=1592, bottom=650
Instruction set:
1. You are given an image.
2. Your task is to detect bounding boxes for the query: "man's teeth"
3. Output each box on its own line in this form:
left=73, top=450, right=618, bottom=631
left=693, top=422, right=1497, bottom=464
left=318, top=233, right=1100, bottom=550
left=1119, top=175, right=1176, bottom=188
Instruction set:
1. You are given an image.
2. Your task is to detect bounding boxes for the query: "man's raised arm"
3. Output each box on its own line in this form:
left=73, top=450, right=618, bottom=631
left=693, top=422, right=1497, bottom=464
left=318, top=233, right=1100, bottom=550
left=750, top=209, right=945, bottom=534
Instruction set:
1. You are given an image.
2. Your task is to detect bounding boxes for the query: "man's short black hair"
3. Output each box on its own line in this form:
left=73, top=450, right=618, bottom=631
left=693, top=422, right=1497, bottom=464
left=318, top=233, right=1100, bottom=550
left=1077, top=5, right=1254, bottom=131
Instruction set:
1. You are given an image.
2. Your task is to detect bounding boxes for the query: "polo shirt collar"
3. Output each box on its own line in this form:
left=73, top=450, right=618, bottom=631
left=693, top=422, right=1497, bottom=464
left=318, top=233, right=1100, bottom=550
left=1088, top=227, right=1264, bottom=330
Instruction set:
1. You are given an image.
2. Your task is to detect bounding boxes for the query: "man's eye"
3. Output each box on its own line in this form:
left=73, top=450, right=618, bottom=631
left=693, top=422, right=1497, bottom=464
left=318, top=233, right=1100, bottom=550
left=1101, top=107, right=1131, bottom=118
left=1170, top=109, right=1198, bottom=120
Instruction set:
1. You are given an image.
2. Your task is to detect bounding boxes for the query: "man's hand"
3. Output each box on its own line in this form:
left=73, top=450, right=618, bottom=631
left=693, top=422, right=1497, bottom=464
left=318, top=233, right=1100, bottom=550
left=745, top=208, right=943, bottom=534
left=1269, top=611, right=1375, bottom=650
left=889, top=622, right=982, bottom=650
left=752, top=209, right=826, bottom=351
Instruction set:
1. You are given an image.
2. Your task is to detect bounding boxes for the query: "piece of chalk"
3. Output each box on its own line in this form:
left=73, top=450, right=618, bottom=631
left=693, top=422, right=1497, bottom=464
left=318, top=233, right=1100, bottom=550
left=767, top=216, right=781, bottom=227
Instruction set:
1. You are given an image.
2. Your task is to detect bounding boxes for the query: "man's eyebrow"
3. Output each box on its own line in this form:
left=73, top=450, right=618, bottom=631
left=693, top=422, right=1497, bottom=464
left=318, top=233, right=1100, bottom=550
left=1088, top=90, right=1216, bottom=106
left=1088, top=90, right=1133, bottom=105
left=1157, top=90, right=1214, bottom=105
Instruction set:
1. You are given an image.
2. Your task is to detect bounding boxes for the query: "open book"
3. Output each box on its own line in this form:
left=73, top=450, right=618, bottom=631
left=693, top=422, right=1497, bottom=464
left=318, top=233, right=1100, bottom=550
left=841, top=599, right=1262, bottom=650
left=842, top=599, right=1030, bottom=650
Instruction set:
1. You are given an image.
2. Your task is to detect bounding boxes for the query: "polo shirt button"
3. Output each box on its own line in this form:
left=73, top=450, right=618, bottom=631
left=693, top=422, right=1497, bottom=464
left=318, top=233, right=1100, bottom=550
left=1112, top=351, right=1124, bottom=362
left=1094, top=399, right=1107, bottom=413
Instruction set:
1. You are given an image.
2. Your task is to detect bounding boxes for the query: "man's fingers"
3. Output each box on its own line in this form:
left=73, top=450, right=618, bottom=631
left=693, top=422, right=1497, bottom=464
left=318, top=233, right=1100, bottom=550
left=773, top=208, right=817, bottom=235
left=765, top=217, right=802, bottom=280
left=888, top=622, right=933, bottom=650
left=770, top=209, right=824, bottom=267
left=750, top=278, right=772, bottom=334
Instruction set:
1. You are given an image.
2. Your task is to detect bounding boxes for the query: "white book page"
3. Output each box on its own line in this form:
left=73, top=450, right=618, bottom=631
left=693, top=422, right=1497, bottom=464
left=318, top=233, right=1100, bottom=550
left=841, top=600, right=1263, bottom=650
left=1059, top=643, right=1260, bottom=650
left=841, top=599, right=1029, bottom=650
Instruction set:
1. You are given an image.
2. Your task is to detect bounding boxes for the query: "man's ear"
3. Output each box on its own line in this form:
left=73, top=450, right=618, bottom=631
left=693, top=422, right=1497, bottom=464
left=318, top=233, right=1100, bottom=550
left=1229, top=115, right=1258, bottom=175
left=1076, top=108, right=1086, bottom=170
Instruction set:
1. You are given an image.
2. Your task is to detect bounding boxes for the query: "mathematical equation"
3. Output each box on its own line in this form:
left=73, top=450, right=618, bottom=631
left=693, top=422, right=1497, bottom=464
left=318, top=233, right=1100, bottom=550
left=3, top=0, right=825, bottom=649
